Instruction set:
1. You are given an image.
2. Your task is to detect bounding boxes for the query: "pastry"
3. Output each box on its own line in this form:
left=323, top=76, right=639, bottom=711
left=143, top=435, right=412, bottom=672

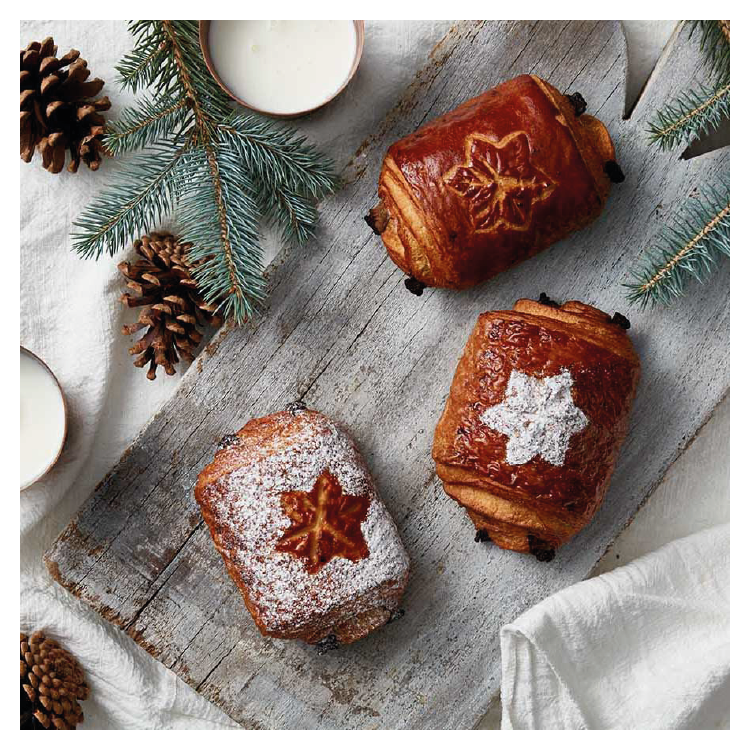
left=432, top=297, right=640, bottom=559
left=367, top=74, right=622, bottom=292
left=194, top=404, right=410, bottom=648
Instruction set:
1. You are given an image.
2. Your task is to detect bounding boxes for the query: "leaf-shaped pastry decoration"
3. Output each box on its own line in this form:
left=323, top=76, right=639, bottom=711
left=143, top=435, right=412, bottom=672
left=443, top=131, right=556, bottom=232
left=275, top=469, right=370, bottom=573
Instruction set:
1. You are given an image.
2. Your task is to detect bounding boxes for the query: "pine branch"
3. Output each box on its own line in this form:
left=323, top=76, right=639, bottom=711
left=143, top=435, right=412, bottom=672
left=72, top=145, right=184, bottom=259
left=218, top=112, right=339, bottom=198
left=260, top=185, right=320, bottom=246
left=177, top=145, right=266, bottom=322
left=625, top=179, right=730, bottom=307
left=689, top=20, right=730, bottom=85
left=162, top=20, right=233, bottom=123
left=646, top=20, right=730, bottom=152
left=73, top=20, right=339, bottom=325
left=116, top=22, right=173, bottom=93
left=646, top=82, right=729, bottom=151
left=104, top=95, right=190, bottom=155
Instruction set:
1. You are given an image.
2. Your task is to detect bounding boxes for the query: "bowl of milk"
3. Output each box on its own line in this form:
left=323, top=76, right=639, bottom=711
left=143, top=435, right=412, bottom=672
left=200, top=20, right=364, bottom=117
left=21, top=347, right=67, bottom=490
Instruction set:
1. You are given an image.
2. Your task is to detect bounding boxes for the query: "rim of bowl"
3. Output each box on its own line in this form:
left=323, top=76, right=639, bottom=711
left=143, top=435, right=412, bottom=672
left=198, top=20, right=365, bottom=119
left=20, top=346, right=68, bottom=491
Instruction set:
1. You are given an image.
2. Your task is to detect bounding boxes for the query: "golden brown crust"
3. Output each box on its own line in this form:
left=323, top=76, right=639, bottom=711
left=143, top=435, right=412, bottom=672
left=195, top=408, right=410, bottom=645
left=432, top=299, right=640, bottom=555
left=375, top=74, right=617, bottom=289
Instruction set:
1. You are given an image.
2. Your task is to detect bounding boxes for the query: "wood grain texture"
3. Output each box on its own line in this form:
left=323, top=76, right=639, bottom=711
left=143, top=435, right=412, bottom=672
left=45, top=21, right=729, bottom=729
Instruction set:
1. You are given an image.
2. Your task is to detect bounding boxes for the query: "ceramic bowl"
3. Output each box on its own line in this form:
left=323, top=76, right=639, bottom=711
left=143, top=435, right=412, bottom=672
left=198, top=20, right=365, bottom=118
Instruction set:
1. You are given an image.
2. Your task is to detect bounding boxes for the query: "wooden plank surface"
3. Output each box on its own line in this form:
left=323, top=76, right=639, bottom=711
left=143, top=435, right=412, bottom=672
left=45, top=21, right=730, bottom=729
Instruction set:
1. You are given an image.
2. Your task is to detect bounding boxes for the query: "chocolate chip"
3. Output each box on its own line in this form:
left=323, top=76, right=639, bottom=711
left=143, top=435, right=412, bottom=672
left=365, top=203, right=390, bottom=235
left=527, top=534, right=556, bottom=563
left=285, top=400, right=308, bottom=414
left=315, top=634, right=339, bottom=654
left=474, top=529, right=491, bottom=543
left=218, top=434, right=239, bottom=449
left=364, top=212, right=382, bottom=235
left=388, top=608, right=405, bottom=624
left=610, top=312, right=631, bottom=330
left=538, top=292, right=560, bottom=308
left=604, top=161, right=625, bottom=184
left=404, top=278, right=426, bottom=296
left=565, top=92, right=587, bottom=116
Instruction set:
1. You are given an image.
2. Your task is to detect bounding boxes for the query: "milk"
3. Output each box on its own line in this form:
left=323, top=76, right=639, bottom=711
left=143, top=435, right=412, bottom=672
left=20, top=349, right=66, bottom=489
left=208, top=21, right=357, bottom=115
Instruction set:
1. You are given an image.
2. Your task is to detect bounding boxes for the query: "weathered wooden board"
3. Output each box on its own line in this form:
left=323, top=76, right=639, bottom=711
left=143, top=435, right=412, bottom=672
left=45, top=21, right=729, bottom=729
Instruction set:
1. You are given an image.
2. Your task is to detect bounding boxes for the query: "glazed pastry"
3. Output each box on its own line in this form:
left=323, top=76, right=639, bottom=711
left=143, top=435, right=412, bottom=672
left=195, top=404, right=410, bottom=648
left=432, top=297, right=640, bottom=559
left=367, top=75, right=621, bottom=291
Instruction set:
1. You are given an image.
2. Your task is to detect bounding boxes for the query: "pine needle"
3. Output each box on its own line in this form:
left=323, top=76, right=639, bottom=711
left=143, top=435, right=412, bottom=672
left=177, top=145, right=266, bottom=322
left=647, top=82, right=729, bottom=151
left=647, top=20, right=730, bottom=152
left=72, top=145, right=185, bottom=258
left=116, top=40, right=168, bottom=93
left=624, top=179, right=730, bottom=307
left=689, top=20, right=730, bottom=85
left=218, top=112, right=340, bottom=198
left=104, top=95, right=190, bottom=155
left=261, top=186, right=320, bottom=246
left=73, top=20, right=338, bottom=325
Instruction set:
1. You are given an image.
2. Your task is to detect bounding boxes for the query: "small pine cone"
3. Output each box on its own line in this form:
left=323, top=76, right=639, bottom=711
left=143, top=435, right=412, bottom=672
left=119, top=232, right=223, bottom=381
left=20, top=631, right=89, bottom=730
left=20, top=37, right=111, bottom=173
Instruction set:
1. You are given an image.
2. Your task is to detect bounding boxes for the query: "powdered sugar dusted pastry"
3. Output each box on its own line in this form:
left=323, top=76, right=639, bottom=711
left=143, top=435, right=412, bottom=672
left=432, top=297, right=640, bottom=560
left=195, top=405, right=410, bottom=648
left=367, top=75, right=621, bottom=291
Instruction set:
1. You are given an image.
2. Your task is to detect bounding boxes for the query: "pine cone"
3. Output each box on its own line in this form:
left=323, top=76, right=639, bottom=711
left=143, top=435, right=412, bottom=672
left=20, top=631, right=89, bottom=730
left=119, top=232, right=223, bottom=380
left=20, top=37, right=111, bottom=173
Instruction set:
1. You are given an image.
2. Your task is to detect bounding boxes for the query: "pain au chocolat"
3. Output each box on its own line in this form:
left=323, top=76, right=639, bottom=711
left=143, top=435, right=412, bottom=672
left=367, top=75, right=621, bottom=291
left=195, top=405, right=410, bottom=648
left=432, top=298, right=640, bottom=560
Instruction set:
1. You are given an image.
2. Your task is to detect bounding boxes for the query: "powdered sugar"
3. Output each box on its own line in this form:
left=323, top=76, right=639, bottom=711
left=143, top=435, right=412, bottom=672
left=480, top=368, right=588, bottom=466
left=200, top=411, right=409, bottom=635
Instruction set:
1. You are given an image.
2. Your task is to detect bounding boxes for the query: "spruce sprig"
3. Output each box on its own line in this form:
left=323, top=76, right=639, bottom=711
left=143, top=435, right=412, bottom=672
left=74, top=144, right=185, bottom=259
left=176, top=147, right=266, bottom=320
left=105, top=95, right=191, bottom=155
left=630, top=21, right=730, bottom=307
left=646, top=21, right=730, bottom=151
left=625, top=180, right=729, bottom=308
left=689, top=20, right=730, bottom=85
left=115, top=23, right=173, bottom=93
left=647, top=81, right=729, bottom=151
left=72, top=20, right=339, bottom=324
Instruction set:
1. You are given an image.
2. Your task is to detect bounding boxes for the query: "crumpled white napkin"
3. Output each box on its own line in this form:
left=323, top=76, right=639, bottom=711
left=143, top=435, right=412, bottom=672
left=500, top=524, right=729, bottom=730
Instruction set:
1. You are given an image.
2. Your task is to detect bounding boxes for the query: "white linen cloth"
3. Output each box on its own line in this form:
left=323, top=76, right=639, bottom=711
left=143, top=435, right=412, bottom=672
left=501, top=525, right=730, bottom=730
left=22, top=19, right=721, bottom=731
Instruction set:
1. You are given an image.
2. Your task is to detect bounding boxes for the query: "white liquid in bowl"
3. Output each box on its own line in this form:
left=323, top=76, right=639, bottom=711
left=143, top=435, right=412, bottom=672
left=20, top=350, right=66, bottom=489
left=208, top=20, right=357, bottom=115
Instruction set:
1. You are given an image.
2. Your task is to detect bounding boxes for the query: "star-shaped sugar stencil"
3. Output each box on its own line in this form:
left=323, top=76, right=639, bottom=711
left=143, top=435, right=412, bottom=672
left=275, top=469, right=370, bottom=574
left=443, top=131, right=556, bottom=232
left=480, top=369, right=589, bottom=467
